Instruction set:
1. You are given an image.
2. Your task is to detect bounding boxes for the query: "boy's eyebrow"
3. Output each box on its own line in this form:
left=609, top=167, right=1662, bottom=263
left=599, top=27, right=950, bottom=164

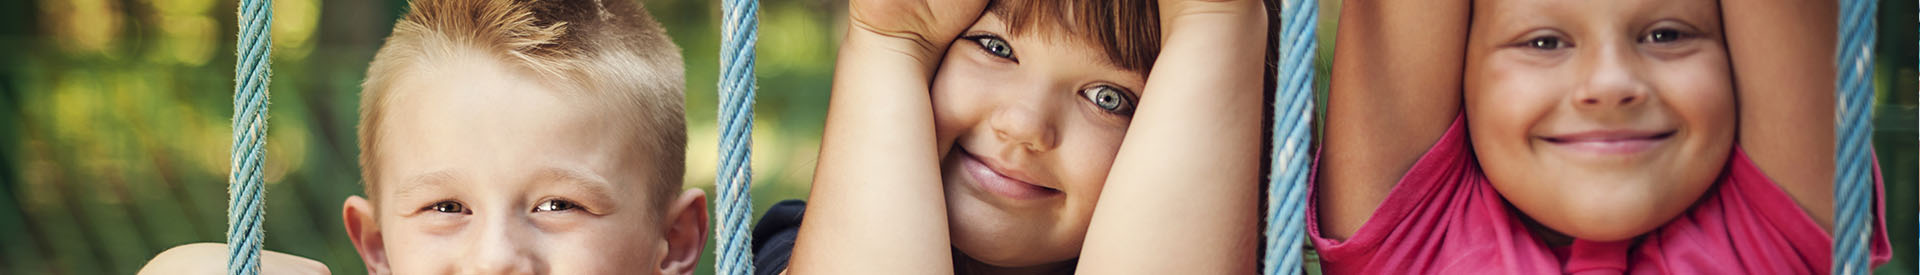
left=392, top=170, right=461, bottom=200
left=533, top=167, right=623, bottom=210
left=535, top=166, right=611, bottom=185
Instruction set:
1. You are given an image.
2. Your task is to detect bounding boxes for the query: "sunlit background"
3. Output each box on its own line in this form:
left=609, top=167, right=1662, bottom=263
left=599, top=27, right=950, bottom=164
left=0, top=0, right=1910, bottom=274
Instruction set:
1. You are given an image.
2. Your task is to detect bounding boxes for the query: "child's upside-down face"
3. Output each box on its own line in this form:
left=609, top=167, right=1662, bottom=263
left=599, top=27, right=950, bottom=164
left=929, top=14, right=1146, bottom=268
left=355, top=53, right=687, bottom=274
left=1464, top=0, right=1736, bottom=241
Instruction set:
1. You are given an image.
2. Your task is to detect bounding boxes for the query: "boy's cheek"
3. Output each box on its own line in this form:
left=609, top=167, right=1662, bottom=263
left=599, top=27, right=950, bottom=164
left=544, top=223, right=667, bottom=273
left=378, top=233, right=462, bottom=274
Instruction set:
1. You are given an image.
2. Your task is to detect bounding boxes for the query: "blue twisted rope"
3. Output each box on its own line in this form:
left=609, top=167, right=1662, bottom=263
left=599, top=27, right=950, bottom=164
left=715, top=0, right=758, bottom=274
left=1832, top=0, right=1877, bottom=273
left=1262, top=0, right=1316, bottom=274
left=227, top=0, right=272, bottom=273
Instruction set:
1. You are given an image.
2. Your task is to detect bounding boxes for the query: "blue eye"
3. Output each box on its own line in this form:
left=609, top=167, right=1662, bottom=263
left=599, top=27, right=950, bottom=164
left=972, top=35, right=1015, bottom=59
left=533, top=199, right=578, bottom=212
left=427, top=201, right=466, bottom=214
left=1082, top=85, right=1136, bottom=115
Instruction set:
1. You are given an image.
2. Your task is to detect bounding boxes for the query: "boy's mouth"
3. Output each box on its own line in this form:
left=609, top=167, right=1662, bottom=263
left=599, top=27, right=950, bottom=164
left=1537, top=130, right=1676, bottom=155
left=954, top=147, right=1061, bottom=201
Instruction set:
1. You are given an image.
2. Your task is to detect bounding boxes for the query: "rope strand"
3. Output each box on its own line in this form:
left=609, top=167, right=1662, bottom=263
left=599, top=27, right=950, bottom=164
left=1263, top=0, right=1317, bottom=274
left=1831, top=0, right=1877, bottom=273
left=715, top=0, right=759, bottom=274
left=227, top=0, right=272, bottom=273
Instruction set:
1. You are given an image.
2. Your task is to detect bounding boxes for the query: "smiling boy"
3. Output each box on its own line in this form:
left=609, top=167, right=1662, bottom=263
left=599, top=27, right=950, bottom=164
left=140, top=0, right=706, bottom=274
left=344, top=0, right=705, bottom=273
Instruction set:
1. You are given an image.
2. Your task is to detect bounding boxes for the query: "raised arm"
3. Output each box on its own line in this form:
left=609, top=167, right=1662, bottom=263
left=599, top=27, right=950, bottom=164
left=1316, top=0, right=1470, bottom=239
left=1720, top=0, right=1838, bottom=229
left=790, top=0, right=985, bottom=273
left=1075, top=0, right=1267, bottom=273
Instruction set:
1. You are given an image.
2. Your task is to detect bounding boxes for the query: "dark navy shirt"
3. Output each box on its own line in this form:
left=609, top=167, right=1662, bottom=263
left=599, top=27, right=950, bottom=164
left=751, top=200, right=806, bottom=275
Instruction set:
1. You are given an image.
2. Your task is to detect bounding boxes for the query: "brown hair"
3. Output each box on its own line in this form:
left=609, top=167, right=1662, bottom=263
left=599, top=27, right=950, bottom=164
left=987, top=0, right=1161, bottom=73
left=358, top=0, right=686, bottom=208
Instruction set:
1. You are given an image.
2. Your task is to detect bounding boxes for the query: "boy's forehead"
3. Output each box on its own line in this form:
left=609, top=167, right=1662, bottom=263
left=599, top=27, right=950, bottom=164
left=370, top=55, right=657, bottom=198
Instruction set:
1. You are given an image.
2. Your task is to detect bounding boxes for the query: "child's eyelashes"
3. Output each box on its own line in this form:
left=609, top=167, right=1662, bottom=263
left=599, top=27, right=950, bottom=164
left=425, top=200, right=470, bottom=214
left=532, top=199, right=582, bottom=213
left=1520, top=36, right=1570, bottom=51
left=1642, top=29, right=1688, bottom=43
left=411, top=199, right=590, bottom=215
left=962, top=33, right=1018, bottom=62
left=1081, top=85, right=1137, bottom=116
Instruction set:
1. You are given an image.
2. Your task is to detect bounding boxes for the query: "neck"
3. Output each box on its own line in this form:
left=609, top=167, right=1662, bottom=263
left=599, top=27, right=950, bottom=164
left=1514, top=206, right=1575, bottom=247
left=953, top=250, right=1074, bottom=275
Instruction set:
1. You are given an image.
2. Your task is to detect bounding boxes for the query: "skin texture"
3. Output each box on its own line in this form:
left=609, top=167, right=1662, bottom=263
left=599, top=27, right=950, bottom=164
left=1464, top=0, right=1734, bottom=241
left=1321, top=0, right=1842, bottom=244
left=342, top=51, right=709, bottom=275
left=1318, top=0, right=1471, bottom=240
left=796, top=0, right=1265, bottom=274
left=1719, top=0, right=1839, bottom=230
left=793, top=0, right=985, bottom=273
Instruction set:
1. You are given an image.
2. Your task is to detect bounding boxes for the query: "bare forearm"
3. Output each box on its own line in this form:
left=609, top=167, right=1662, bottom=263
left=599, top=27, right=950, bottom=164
left=1720, top=0, right=1837, bottom=229
left=792, top=27, right=955, bottom=274
left=1075, top=1, right=1267, bottom=273
left=1317, top=0, right=1469, bottom=240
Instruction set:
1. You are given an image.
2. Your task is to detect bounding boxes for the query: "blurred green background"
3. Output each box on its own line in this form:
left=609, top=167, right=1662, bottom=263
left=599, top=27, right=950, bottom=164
left=0, top=0, right=1909, bottom=274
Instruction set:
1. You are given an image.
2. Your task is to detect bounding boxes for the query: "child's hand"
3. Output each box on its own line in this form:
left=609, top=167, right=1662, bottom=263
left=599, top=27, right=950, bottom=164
left=846, top=0, right=988, bottom=63
left=139, top=243, right=330, bottom=275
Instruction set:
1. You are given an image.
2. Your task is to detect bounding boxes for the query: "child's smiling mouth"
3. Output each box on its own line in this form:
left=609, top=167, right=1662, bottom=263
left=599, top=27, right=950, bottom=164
left=953, top=146, right=1063, bottom=201
left=1536, top=129, right=1677, bottom=156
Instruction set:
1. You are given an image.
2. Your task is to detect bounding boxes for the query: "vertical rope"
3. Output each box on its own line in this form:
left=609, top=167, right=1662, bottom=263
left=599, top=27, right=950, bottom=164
left=1262, top=0, right=1317, bottom=274
left=715, top=0, right=758, bottom=274
left=1832, top=0, right=1877, bottom=273
left=227, top=0, right=272, bottom=273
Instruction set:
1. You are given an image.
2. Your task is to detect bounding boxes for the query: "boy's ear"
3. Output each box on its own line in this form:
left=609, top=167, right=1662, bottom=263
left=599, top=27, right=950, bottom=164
left=657, top=189, right=709, bottom=275
left=343, top=195, right=392, bottom=275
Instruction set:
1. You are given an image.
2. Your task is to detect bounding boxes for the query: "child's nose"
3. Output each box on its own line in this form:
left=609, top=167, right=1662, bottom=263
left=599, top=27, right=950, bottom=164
left=990, top=102, right=1059, bottom=153
left=1574, top=47, right=1651, bottom=110
left=461, top=216, right=544, bottom=275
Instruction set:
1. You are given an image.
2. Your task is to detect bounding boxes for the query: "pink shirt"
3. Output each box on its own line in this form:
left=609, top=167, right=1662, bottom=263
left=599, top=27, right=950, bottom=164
left=1309, top=116, right=1891, bottom=274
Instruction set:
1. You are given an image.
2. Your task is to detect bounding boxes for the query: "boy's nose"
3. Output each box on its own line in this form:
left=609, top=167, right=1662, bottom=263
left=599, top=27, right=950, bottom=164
left=1574, top=46, right=1651, bottom=110
left=460, top=215, right=544, bottom=275
left=990, top=102, right=1059, bottom=153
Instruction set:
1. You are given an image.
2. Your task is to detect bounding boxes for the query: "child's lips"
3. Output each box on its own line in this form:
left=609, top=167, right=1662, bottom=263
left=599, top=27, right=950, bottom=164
left=1538, top=130, right=1675, bottom=155
left=955, top=148, right=1060, bottom=201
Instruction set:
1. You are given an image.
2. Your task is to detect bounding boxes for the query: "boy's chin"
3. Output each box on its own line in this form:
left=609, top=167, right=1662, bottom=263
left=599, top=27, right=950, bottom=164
left=1497, top=179, right=1714, bottom=242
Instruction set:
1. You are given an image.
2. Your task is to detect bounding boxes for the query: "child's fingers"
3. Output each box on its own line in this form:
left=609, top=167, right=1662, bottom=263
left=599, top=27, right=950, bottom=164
left=261, top=248, right=332, bottom=275
left=846, top=0, right=988, bottom=59
left=139, top=243, right=330, bottom=275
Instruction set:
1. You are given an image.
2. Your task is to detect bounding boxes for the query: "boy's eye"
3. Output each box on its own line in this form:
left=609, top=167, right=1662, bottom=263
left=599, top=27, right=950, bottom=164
left=1082, top=85, right=1136, bottom=116
left=1642, top=29, right=1687, bottom=43
left=1525, top=36, right=1567, bottom=50
left=533, top=199, right=579, bottom=212
left=427, top=201, right=467, bottom=214
left=970, top=35, right=1016, bottom=60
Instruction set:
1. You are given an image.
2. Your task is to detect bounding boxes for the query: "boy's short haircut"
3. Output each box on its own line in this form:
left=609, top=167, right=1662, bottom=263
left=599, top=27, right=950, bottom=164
left=358, top=0, right=686, bottom=206
left=988, top=0, right=1161, bottom=73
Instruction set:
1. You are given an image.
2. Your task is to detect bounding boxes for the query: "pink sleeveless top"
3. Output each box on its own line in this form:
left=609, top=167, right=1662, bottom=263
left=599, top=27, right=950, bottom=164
left=1308, top=115, right=1891, bottom=274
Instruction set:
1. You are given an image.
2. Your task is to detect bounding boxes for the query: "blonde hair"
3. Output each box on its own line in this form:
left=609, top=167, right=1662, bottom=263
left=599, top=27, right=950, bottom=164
left=358, top=0, right=686, bottom=205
